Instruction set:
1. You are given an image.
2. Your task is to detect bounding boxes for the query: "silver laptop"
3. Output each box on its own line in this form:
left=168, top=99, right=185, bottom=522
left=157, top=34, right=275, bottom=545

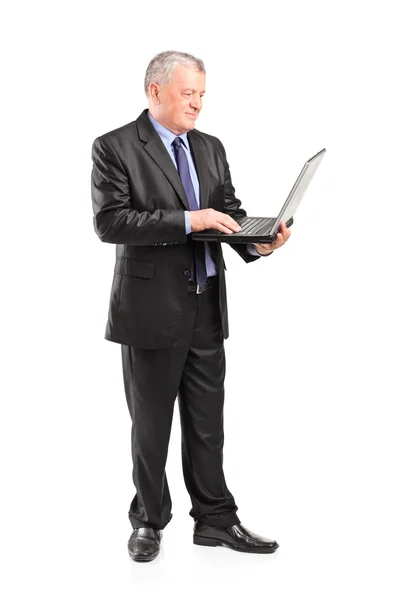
left=192, top=148, right=326, bottom=244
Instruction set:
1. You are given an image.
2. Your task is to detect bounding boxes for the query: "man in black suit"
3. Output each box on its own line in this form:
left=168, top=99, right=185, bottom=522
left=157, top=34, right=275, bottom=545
left=91, top=50, right=291, bottom=562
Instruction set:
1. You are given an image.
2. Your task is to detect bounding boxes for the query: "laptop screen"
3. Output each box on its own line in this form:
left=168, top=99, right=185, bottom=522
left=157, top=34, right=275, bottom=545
left=270, top=148, right=326, bottom=235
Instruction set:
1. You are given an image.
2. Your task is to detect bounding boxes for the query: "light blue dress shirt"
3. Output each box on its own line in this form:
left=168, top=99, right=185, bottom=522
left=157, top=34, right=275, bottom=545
left=147, top=111, right=264, bottom=266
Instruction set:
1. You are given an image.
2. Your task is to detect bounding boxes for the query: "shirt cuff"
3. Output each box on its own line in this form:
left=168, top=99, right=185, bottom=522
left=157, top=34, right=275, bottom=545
left=184, top=211, right=192, bottom=235
left=246, top=243, right=273, bottom=257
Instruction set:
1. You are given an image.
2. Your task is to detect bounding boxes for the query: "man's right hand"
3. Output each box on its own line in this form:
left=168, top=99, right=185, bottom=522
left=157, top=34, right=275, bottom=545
left=190, top=209, right=242, bottom=234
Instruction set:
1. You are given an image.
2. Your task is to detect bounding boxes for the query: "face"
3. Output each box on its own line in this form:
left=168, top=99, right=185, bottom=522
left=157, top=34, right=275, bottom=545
left=149, top=64, right=206, bottom=135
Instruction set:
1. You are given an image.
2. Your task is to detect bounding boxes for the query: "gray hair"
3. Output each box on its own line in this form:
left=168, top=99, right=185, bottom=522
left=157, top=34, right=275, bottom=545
left=144, top=50, right=205, bottom=97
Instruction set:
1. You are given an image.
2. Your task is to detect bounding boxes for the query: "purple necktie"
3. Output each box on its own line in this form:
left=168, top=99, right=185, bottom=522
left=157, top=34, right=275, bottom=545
left=172, top=136, right=207, bottom=289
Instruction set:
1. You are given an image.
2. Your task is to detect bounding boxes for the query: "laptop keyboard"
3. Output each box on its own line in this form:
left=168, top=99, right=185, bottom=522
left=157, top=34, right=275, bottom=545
left=235, top=217, right=274, bottom=235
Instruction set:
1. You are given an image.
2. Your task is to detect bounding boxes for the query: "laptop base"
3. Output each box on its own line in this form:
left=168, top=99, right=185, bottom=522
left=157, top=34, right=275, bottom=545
left=192, top=216, right=293, bottom=244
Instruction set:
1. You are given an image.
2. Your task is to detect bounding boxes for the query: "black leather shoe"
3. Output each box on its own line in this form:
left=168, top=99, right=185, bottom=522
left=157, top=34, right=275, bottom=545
left=193, top=522, right=279, bottom=553
left=127, top=527, right=161, bottom=562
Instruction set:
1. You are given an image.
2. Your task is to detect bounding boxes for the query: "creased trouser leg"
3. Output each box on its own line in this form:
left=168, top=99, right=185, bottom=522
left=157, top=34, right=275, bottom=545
left=121, top=343, right=181, bottom=529
left=178, top=283, right=240, bottom=528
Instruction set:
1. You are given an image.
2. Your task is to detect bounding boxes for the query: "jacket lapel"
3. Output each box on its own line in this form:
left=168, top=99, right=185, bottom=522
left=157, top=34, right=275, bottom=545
left=136, top=109, right=190, bottom=210
left=136, top=109, right=210, bottom=212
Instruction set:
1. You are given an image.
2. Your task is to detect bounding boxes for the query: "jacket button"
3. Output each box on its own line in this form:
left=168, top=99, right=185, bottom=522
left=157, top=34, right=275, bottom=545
left=183, top=269, right=190, bottom=276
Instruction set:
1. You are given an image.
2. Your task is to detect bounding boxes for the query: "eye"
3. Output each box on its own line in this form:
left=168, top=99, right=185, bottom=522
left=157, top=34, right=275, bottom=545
left=183, top=92, right=192, bottom=97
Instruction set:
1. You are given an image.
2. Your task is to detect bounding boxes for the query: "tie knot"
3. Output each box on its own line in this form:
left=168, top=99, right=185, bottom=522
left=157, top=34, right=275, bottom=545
left=173, top=137, right=183, bottom=149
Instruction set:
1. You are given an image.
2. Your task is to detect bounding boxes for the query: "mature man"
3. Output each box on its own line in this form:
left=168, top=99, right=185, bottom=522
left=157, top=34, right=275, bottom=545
left=91, top=50, right=291, bottom=562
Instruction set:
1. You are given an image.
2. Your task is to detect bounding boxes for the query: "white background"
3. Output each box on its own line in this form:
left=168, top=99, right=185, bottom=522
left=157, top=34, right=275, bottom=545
left=2, top=0, right=399, bottom=598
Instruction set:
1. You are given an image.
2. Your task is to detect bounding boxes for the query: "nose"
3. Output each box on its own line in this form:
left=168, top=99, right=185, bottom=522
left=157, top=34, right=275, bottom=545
left=190, top=94, right=202, bottom=110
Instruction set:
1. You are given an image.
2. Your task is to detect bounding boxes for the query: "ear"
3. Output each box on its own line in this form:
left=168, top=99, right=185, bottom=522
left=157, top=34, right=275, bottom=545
left=149, top=82, right=160, bottom=104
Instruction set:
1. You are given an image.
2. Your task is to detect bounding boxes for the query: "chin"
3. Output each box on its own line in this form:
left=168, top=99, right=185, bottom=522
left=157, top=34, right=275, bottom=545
left=185, top=120, right=196, bottom=130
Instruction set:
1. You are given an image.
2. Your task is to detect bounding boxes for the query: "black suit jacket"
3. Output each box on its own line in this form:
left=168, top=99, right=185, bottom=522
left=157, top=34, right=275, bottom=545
left=91, top=108, right=260, bottom=348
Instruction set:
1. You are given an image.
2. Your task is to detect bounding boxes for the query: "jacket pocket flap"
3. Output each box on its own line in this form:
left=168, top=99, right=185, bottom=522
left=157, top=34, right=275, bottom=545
left=115, top=258, right=155, bottom=278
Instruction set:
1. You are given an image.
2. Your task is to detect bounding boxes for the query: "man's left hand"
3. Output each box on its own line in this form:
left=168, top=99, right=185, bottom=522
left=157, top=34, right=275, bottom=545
left=253, top=220, right=292, bottom=255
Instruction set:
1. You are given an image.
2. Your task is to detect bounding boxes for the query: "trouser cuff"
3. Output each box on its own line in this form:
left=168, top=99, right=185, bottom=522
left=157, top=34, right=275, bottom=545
left=129, top=512, right=173, bottom=531
left=194, top=512, right=241, bottom=528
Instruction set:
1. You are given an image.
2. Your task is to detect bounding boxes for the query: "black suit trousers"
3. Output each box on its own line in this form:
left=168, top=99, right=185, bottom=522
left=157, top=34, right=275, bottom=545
left=121, top=274, right=240, bottom=530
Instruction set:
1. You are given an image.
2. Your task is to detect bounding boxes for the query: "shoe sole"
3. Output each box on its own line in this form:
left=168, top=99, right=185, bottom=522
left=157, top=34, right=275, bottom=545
left=128, top=549, right=160, bottom=562
left=193, top=534, right=279, bottom=553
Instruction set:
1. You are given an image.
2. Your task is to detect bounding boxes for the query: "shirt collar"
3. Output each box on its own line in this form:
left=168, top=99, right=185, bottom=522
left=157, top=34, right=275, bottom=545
left=147, top=110, right=189, bottom=149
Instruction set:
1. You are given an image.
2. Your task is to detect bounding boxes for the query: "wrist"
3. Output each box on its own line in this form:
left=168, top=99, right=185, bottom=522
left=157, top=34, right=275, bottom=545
left=254, top=244, right=273, bottom=256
